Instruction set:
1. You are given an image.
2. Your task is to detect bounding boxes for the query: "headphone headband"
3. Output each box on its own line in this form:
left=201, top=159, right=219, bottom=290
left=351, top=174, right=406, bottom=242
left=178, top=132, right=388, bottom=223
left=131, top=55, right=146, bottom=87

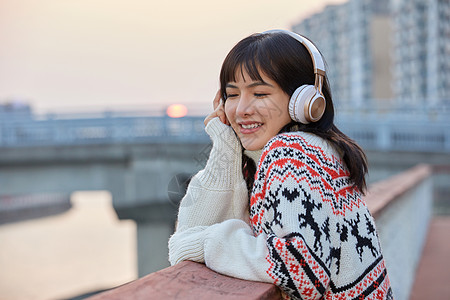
left=262, top=29, right=326, bottom=76
left=263, top=29, right=327, bottom=124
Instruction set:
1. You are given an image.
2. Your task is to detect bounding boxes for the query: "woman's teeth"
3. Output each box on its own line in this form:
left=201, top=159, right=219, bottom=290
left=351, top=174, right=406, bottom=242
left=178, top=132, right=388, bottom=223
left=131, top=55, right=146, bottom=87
left=241, top=123, right=262, bottom=129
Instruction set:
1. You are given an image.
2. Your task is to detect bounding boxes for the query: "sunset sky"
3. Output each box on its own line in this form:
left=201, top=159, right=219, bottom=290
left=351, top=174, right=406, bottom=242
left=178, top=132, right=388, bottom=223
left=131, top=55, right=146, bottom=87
left=0, top=0, right=347, bottom=114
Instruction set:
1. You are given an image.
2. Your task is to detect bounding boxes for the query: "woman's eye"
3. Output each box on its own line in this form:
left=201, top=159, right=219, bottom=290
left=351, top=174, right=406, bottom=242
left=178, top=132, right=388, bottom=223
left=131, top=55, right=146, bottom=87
left=226, top=94, right=238, bottom=99
left=254, top=93, right=268, bottom=98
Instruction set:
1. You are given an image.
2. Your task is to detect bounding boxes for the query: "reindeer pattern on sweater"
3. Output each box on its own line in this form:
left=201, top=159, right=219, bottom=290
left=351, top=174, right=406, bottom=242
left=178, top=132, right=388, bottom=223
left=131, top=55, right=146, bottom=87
left=250, top=132, right=393, bottom=299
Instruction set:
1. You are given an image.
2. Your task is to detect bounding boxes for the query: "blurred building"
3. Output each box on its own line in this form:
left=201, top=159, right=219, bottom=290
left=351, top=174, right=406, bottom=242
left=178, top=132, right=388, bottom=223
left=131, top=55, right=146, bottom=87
left=293, top=0, right=390, bottom=108
left=292, top=0, right=450, bottom=110
left=0, top=101, right=33, bottom=120
left=391, top=0, right=450, bottom=108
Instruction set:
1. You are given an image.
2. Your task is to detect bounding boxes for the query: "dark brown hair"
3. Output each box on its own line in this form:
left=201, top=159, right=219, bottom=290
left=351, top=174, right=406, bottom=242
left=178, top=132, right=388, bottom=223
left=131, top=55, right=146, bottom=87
left=220, top=32, right=368, bottom=194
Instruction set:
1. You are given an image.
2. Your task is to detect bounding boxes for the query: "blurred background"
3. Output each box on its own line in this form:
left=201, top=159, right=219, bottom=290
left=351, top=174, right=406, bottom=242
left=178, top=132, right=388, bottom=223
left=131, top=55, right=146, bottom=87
left=0, top=0, right=449, bottom=299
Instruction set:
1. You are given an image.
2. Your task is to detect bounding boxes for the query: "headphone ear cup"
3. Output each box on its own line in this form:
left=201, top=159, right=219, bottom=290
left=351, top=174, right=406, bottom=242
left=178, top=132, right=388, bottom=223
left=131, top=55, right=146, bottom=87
left=308, top=93, right=326, bottom=122
left=289, top=85, right=316, bottom=124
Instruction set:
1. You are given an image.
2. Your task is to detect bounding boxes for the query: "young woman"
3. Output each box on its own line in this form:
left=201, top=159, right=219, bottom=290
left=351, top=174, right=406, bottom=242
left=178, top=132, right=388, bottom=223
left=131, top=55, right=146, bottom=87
left=169, top=30, right=393, bottom=300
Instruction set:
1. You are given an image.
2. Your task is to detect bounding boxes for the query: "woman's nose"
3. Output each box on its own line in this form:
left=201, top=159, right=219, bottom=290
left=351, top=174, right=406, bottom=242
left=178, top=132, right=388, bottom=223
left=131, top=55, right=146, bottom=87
left=236, top=93, right=256, bottom=117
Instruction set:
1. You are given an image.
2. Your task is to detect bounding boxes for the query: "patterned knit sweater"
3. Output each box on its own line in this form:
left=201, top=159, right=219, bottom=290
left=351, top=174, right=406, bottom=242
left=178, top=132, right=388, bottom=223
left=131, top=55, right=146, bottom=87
left=169, top=118, right=393, bottom=300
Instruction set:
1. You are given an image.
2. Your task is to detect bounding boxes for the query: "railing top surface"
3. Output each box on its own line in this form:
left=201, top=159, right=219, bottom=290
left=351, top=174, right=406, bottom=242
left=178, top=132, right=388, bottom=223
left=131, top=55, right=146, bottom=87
left=88, top=261, right=281, bottom=300
left=364, top=164, right=432, bottom=219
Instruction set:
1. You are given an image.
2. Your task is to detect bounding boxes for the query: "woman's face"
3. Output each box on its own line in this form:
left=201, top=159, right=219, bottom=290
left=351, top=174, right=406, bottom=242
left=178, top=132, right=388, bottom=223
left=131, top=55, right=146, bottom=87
left=224, top=69, right=292, bottom=150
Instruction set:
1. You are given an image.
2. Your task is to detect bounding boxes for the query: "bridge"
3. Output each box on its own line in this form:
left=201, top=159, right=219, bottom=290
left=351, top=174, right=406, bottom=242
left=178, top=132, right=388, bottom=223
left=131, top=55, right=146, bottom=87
left=1, top=107, right=449, bottom=151
left=0, top=107, right=449, bottom=279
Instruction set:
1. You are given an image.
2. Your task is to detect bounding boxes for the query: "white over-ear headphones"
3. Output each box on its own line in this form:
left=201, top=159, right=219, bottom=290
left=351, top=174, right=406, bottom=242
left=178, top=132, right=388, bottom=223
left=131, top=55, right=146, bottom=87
left=263, top=29, right=326, bottom=124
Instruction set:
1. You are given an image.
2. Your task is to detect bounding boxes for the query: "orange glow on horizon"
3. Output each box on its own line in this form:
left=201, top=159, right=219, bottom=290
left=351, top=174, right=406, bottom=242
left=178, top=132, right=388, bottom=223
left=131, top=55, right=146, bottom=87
left=166, top=104, right=188, bottom=118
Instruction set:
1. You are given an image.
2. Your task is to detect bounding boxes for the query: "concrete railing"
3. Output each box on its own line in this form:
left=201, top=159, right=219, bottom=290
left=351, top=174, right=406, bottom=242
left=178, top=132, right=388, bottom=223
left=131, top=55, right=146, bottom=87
left=88, top=164, right=433, bottom=300
left=365, top=164, right=433, bottom=300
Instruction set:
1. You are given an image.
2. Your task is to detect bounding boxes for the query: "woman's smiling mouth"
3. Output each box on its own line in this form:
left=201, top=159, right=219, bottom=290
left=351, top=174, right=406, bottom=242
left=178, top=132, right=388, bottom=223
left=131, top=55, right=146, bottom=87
left=239, top=122, right=263, bottom=133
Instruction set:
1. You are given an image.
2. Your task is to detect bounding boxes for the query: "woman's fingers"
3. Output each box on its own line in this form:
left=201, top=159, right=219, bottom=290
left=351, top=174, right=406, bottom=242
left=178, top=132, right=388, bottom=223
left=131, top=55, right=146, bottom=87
left=204, top=103, right=219, bottom=126
left=204, top=90, right=230, bottom=126
left=216, top=104, right=227, bottom=125
left=221, top=107, right=230, bottom=126
left=213, top=90, right=221, bottom=110
left=204, top=102, right=230, bottom=126
left=204, top=113, right=214, bottom=126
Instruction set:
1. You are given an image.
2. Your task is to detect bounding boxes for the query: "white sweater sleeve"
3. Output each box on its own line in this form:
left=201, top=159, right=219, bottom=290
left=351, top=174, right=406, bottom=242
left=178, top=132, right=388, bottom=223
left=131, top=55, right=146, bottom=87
left=169, top=219, right=272, bottom=280
left=175, top=117, right=249, bottom=232
left=169, top=137, right=336, bottom=300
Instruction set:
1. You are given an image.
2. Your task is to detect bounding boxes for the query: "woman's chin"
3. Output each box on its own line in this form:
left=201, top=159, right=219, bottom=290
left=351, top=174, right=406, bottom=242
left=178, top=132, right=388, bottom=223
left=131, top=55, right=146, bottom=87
left=242, top=141, right=264, bottom=151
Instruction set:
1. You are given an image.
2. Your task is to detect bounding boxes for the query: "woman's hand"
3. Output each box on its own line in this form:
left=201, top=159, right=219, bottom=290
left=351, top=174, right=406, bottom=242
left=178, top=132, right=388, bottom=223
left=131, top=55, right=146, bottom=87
left=204, top=90, right=230, bottom=126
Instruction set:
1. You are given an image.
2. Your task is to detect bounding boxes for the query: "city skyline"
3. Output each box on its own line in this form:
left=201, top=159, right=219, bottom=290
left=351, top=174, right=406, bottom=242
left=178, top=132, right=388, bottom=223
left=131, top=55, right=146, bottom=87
left=293, top=0, right=450, bottom=110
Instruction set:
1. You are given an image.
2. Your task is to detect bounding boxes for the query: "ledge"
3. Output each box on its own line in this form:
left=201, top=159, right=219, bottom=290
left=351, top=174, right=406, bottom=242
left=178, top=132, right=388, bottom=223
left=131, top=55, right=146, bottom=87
left=90, top=164, right=432, bottom=299
left=364, top=164, right=432, bottom=218
left=88, top=261, right=281, bottom=300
